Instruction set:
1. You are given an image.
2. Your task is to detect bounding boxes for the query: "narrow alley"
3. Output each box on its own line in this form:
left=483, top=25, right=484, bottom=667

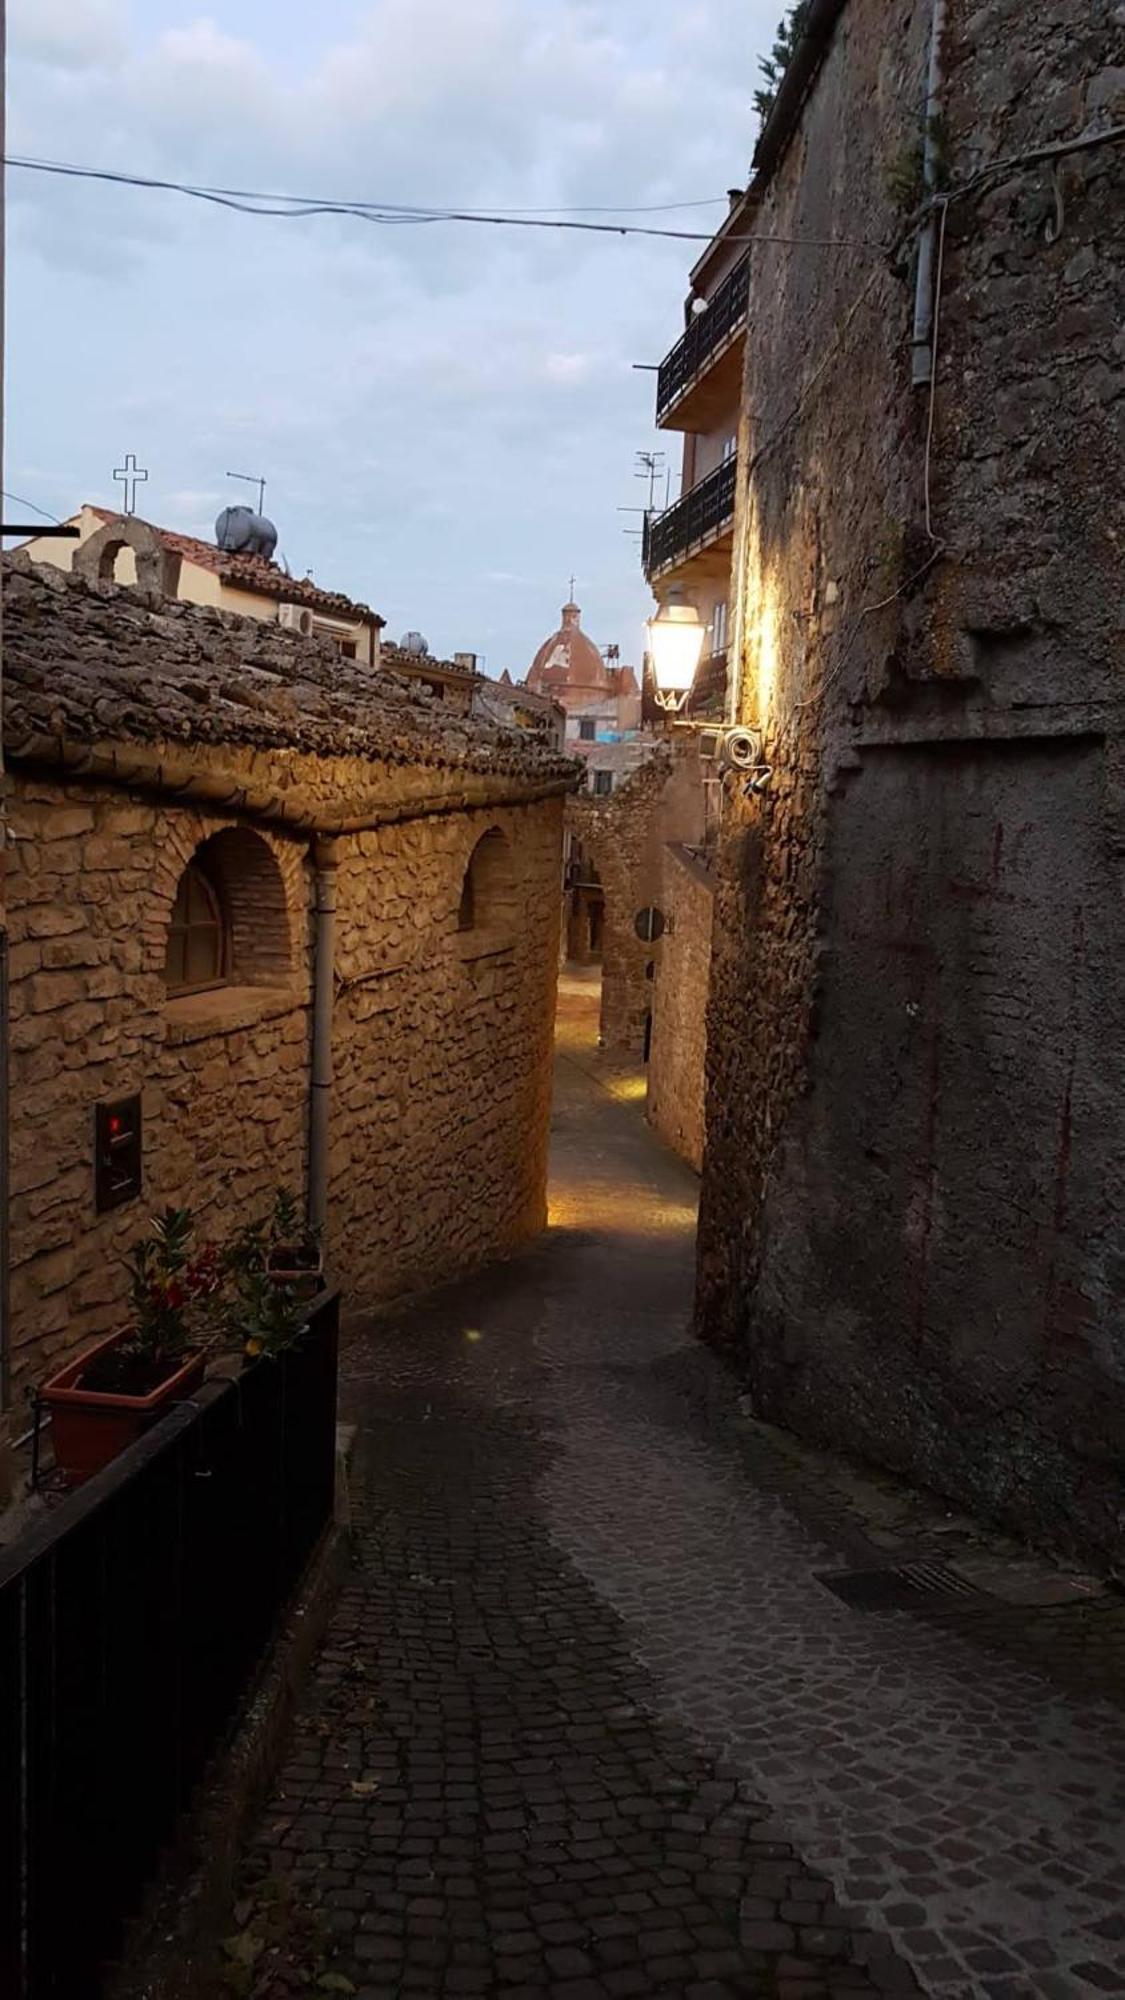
left=220, top=974, right=1125, bottom=2000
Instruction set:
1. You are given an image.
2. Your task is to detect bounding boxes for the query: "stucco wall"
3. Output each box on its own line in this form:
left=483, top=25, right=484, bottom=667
left=6, top=774, right=562, bottom=1408
left=697, top=0, right=1125, bottom=1569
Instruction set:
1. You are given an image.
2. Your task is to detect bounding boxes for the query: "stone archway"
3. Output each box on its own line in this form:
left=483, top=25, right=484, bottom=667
left=73, top=515, right=182, bottom=598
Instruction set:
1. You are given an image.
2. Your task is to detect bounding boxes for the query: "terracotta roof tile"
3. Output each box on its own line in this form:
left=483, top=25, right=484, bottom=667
left=3, top=555, right=579, bottom=791
left=87, top=506, right=384, bottom=623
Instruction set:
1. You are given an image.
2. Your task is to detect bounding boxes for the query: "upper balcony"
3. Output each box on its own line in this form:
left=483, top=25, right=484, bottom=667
left=655, top=251, right=750, bottom=433
left=642, top=454, right=737, bottom=586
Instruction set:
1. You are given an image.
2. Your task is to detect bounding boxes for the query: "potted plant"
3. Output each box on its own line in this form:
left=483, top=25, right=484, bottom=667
left=263, top=1186, right=323, bottom=1299
left=219, top=1189, right=321, bottom=1362
left=41, top=1207, right=221, bottom=1485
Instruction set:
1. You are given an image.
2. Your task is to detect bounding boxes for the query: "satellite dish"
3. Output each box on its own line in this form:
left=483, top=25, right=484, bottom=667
left=400, top=631, right=430, bottom=657
left=215, top=505, right=278, bottom=560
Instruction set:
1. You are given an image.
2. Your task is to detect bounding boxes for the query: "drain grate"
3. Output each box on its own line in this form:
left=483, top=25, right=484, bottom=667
left=816, top=1559, right=987, bottom=1613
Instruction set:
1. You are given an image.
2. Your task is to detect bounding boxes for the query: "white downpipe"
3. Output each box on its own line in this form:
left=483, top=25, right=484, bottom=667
left=911, top=0, right=948, bottom=388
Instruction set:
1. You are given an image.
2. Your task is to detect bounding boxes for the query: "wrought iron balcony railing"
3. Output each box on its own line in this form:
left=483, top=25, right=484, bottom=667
left=655, top=252, right=750, bottom=421
left=643, top=455, right=737, bottom=579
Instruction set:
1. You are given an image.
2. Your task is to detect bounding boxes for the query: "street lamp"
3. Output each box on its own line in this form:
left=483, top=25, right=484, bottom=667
left=646, top=590, right=706, bottom=712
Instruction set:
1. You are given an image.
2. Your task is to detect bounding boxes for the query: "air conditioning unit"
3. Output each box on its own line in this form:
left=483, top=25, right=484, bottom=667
left=278, top=603, right=315, bottom=638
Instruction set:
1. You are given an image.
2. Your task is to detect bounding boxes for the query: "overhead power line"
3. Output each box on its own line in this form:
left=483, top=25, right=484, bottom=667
left=4, top=156, right=880, bottom=250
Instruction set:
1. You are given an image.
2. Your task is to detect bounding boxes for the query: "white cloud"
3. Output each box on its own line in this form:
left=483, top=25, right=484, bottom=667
left=8, top=0, right=783, bottom=665
left=9, top=0, right=127, bottom=71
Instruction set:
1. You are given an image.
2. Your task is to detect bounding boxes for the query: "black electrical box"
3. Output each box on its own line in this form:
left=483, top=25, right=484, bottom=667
left=94, top=1093, right=143, bottom=1213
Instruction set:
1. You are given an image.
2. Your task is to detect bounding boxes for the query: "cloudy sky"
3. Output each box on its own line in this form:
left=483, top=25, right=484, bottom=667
left=8, top=0, right=779, bottom=673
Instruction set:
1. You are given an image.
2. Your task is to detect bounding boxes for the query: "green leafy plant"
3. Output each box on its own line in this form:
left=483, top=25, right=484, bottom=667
left=886, top=115, right=952, bottom=216
left=754, top=1, right=811, bottom=128
left=82, top=1207, right=221, bottom=1394
left=218, top=1187, right=319, bottom=1361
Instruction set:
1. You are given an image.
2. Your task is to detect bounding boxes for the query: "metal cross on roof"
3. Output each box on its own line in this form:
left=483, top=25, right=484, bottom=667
left=113, top=452, right=148, bottom=516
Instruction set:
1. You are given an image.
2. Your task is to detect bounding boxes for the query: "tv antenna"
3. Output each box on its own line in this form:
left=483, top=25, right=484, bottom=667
left=227, top=470, right=267, bottom=515
left=634, top=450, right=666, bottom=512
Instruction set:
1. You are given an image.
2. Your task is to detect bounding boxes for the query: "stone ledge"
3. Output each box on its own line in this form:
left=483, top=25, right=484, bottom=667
left=163, top=983, right=304, bottom=1045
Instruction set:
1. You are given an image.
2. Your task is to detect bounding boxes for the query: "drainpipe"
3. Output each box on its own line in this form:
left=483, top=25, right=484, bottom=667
left=0, top=0, right=10, bottom=1475
left=911, top=0, right=948, bottom=387
left=307, top=837, right=339, bottom=1245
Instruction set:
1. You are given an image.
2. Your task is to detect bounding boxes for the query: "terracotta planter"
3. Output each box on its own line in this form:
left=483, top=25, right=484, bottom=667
left=267, top=1243, right=324, bottom=1301
left=41, top=1330, right=206, bottom=1486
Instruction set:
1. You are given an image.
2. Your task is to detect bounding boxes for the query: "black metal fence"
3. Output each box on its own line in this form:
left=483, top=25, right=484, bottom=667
left=642, top=454, right=738, bottom=580
left=655, top=251, right=750, bottom=421
left=0, top=1292, right=339, bottom=2000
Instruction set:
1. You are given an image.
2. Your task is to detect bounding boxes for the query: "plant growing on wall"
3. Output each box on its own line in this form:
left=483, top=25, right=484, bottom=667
left=754, top=2, right=811, bottom=129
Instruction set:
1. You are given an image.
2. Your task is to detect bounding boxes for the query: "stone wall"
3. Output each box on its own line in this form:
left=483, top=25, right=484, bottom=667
left=698, top=0, right=1125, bottom=1570
left=646, top=846, right=714, bottom=1172
left=6, top=773, right=562, bottom=1411
left=571, top=744, right=715, bottom=1170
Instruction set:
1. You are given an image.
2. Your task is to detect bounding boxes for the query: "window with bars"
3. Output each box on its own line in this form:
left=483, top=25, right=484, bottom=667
left=592, top=770, right=614, bottom=797
left=165, top=859, right=229, bottom=995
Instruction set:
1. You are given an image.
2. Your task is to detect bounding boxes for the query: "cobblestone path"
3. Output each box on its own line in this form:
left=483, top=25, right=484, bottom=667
left=228, top=978, right=1125, bottom=2000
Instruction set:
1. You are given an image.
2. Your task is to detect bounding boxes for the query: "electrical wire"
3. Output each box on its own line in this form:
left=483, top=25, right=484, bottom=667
left=2, top=489, right=67, bottom=526
left=2, top=156, right=882, bottom=250
left=922, top=198, right=950, bottom=547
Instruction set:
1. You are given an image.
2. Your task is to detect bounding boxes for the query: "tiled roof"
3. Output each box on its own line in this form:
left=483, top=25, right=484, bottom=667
left=3, top=555, right=580, bottom=791
left=87, top=506, right=384, bottom=624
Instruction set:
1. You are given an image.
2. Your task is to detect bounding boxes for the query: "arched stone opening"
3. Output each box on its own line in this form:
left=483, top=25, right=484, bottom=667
left=164, top=826, right=291, bottom=994
left=73, top=515, right=182, bottom=597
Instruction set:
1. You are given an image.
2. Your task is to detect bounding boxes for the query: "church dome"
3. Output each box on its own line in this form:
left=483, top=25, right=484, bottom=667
left=527, top=599, right=612, bottom=694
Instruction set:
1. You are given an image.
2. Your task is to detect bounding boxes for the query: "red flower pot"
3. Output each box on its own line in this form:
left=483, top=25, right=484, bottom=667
left=41, top=1330, right=206, bottom=1486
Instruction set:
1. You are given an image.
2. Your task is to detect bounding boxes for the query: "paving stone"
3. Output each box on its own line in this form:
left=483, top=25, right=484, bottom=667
left=212, top=1025, right=1124, bottom=1998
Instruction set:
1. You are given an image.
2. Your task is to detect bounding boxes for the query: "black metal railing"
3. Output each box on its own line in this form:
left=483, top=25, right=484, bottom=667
left=655, top=252, right=750, bottom=420
left=0, top=1293, right=339, bottom=2000
left=643, top=455, right=737, bottom=579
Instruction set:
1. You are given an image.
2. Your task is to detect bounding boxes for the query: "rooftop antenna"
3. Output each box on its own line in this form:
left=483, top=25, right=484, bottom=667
left=227, top=470, right=267, bottom=515
left=634, top=450, right=665, bottom=512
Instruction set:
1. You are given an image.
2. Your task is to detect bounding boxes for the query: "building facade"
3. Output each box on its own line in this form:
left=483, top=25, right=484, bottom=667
left=3, top=553, right=574, bottom=1412
left=570, top=742, right=715, bottom=1170
left=643, top=187, right=756, bottom=717
left=526, top=597, right=649, bottom=797
left=22, top=504, right=386, bottom=665
left=697, top=0, right=1125, bottom=1572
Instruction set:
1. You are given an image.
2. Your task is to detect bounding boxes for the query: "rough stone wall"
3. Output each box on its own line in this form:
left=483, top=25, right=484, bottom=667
left=646, top=846, right=714, bottom=1172
left=5, top=774, right=561, bottom=1412
left=698, top=0, right=1125, bottom=1570
left=569, top=754, right=675, bottom=1056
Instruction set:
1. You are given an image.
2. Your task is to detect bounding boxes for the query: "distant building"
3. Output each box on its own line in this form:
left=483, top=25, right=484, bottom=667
left=21, top=503, right=386, bottom=665
left=525, top=597, right=651, bottom=796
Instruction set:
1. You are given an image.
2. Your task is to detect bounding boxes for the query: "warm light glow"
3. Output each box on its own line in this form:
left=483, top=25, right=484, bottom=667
left=646, top=593, right=706, bottom=706
left=744, top=514, right=781, bottom=724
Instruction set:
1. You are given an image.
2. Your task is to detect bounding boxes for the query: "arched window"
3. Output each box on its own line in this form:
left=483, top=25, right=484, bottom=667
left=164, top=828, right=291, bottom=998
left=457, top=829, right=516, bottom=944
left=165, top=858, right=228, bottom=994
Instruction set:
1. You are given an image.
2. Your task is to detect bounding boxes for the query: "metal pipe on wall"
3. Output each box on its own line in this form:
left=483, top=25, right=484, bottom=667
left=911, top=0, right=948, bottom=387
left=307, top=837, right=339, bottom=1243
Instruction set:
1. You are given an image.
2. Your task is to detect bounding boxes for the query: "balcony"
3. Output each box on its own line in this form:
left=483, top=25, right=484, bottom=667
left=643, top=455, right=737, bottom=585
left=655, top=252, right=750, bottom=432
